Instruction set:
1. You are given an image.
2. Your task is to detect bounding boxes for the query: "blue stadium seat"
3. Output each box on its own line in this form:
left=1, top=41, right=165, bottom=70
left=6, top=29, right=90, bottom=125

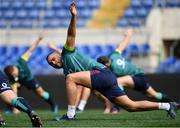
left=55, top=9, right=67, bottom=18
left=136, top=8, right=148, bottom=18
left=166, top=0, right=179, bottom=7
left=0, top=11, right=2, bottom=19
left=60, top=19, right=70, bottom=27
left=142, top=0, right=153, bottom=9
left=124, top=8, right=135, bottom=18
left=129, top=19, right=142, bottom=27
left=4, top=10, right=15, bottom=20
left=77, top=1, right=87, bottom=9
left=28, top=10, right=40, bottom=19
left=44, top=10, right=56, bottom=19
left=41, top=20, right=60, bottom=28
left=131, top=0, right=142, bottom=9
left=21, top=20, right=33, bottom=28
left=117, top=19, right=129, bottom=27
left=174, top=60, right=180, bottom=72
left=24, top=0, right=34, bottom=10
left=77, top=45, right=91, bottom=55
left=36, top=1, right=47, bottom=10
left=1, top=1, right=11, bottom=10
left=16, top=10, right=28, bottom=19
left=12, top=1, right=23, bottom=10
left=52, top=0, right=63, bottom=10
left=0, top=20, right=7, bottom=28
left=77, top=19, right=85, bottom=28
left=88, top=0, right=100, bottom=8
left=138, top=43, right=150, bottom=55
left=126, top=43, right=139, bottom=56
left=79, top=9, right=92, bottom=19
left=10, top=20, right=20, bottom=28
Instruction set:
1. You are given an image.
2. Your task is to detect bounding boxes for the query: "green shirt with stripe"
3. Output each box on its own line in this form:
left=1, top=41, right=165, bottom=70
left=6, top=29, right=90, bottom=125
left=62, top=46, right=105, bottom=76
left=109, top=50, right=144, bottom=77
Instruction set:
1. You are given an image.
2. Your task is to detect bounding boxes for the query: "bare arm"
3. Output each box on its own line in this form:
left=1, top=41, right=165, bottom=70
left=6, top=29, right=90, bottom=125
left=65, top=2, right=77, bottom=49
left=22, top=35, right=43, bottom=59
left=116, top=29, right=133, bottom=53
left=48, top=43, right=62, bottom=54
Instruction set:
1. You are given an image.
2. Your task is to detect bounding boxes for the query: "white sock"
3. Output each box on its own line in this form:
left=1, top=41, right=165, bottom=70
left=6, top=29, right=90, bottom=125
left=77, top=100, right=87, bottom=111
left=158, top=103, right=170, bottom=111
left=67, top=105, right=76, bottom=118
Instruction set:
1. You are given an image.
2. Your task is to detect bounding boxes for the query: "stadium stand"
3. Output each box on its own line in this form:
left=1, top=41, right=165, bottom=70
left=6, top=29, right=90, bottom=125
left=0, top=0, right=179, bottom=74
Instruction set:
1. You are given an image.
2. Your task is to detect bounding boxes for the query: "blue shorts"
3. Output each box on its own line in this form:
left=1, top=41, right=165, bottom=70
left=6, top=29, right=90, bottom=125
left=19, top=78, right=40, bottom=90
left=132, top=74, right=150, bottom=91
left=0, top=72, right=12, bottom=93
left=90, top=68, right=125, bottom=101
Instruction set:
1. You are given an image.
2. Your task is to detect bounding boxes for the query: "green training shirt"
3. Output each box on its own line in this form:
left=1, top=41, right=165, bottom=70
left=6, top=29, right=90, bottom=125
left=61, top=46, right=105, bottom=76
left=15, top=57, right=33, bottom=81
left=109, top=50, right=144, bottom=77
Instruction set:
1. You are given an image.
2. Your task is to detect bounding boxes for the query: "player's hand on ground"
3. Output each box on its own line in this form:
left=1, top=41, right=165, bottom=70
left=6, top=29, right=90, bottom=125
left=70, top=1, right=77, bottom=16
left=125, top=29, right=133, bottom=37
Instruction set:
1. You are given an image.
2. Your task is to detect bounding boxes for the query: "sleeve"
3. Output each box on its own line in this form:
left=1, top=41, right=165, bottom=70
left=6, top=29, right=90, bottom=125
left=114, top=49, right=122, bottom=54
left=64, top=44, right=75, bottom=52
left=11, top=82, right=18, bottom=88
left=21, top=55, right=29, bottom=62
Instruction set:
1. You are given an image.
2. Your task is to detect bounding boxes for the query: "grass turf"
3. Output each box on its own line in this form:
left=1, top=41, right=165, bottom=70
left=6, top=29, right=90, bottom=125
left=1, top=109, right=180, bottom=127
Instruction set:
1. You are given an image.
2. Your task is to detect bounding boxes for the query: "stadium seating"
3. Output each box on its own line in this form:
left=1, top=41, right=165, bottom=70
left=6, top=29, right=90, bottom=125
left=0, top=43, right=150, bottom=74
left=0, top=0, right=100, bottom=28
left=156, top=57, right=180, bottom=73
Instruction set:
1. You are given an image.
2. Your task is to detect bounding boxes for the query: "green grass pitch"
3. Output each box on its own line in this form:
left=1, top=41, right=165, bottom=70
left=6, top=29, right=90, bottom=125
left=1, top=109, right=180, bottom=127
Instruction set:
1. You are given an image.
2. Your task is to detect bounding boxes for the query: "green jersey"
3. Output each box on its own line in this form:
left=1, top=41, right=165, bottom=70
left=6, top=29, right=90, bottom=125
left=109, top=51, right=144, bottom=77
left=15, top=57, right=33, bottom=81
left=62, top=46, right=105, bottom=76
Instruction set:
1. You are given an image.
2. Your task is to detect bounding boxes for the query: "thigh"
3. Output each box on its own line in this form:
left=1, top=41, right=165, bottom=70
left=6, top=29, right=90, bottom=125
left=67, top=71, right=91, bottom=88
left=0, top=90, right=16, bottom=104
left=21, top=78, right=40, bottom=90
left=117, top=75, right=135, bottom=88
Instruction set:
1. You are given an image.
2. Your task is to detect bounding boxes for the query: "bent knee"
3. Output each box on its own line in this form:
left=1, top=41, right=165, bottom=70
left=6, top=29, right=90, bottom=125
left=66, top=74, right=75, bottom=82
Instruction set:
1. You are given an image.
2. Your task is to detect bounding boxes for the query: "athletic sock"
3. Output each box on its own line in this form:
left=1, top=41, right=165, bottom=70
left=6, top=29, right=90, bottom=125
left=77, top=100, right=87, bottom=111
left=42, top=91, right=55, bottom=106
left=11, top=97, right=33, bottom=116
left=158, top=103, right=170, bottom=111
left=67, top=105, right=76, bottom=118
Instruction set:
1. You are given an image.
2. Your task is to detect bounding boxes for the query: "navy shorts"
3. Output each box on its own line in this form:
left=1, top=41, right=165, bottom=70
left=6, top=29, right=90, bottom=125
left=132, top=74, right=150, bottom=91
left=0, top=72, right=12, bottom=93
left=19, top=78, right=40, bottom=90
left=90, top=68, right=125, bottom=101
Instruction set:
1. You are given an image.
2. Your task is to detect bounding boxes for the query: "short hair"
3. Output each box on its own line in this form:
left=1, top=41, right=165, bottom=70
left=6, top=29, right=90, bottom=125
left=97, top=56, right=110, bottom=65
left=4, top=65, right=15, bottom=77
left=46, top=52, right=53, bottom=65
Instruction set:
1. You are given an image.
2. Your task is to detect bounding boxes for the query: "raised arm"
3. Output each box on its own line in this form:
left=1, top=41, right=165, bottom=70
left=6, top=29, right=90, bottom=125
left=116, top=29, right=133, bottom=53
left=22, top=35, right=43, bottom=59
left=48, top=43, right=62, bottom=54
left=65, top=2, right=77, bottom=49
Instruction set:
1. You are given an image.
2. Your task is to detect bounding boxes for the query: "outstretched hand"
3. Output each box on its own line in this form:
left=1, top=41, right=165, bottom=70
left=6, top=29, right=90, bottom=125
left=124, top=29, right=133, bottom=37
left=70, top=1, right=77, bottom=16
left=48, top=43, right=56, bottom=49
left=38, top=34, right=44, bottom=41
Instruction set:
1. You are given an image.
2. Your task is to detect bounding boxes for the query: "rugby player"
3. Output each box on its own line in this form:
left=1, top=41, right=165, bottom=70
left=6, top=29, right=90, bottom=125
left=0, top=70, right=42, bottom=127
left=4, top=35, right=58, bottom=114
left=46, top=2, right=179, bottom=121
left=77, top=29, right=175, bottom=114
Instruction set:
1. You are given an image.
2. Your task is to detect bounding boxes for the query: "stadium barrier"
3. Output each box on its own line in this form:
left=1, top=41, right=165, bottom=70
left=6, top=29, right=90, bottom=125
left=0, top=74, right=180, bottom=109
